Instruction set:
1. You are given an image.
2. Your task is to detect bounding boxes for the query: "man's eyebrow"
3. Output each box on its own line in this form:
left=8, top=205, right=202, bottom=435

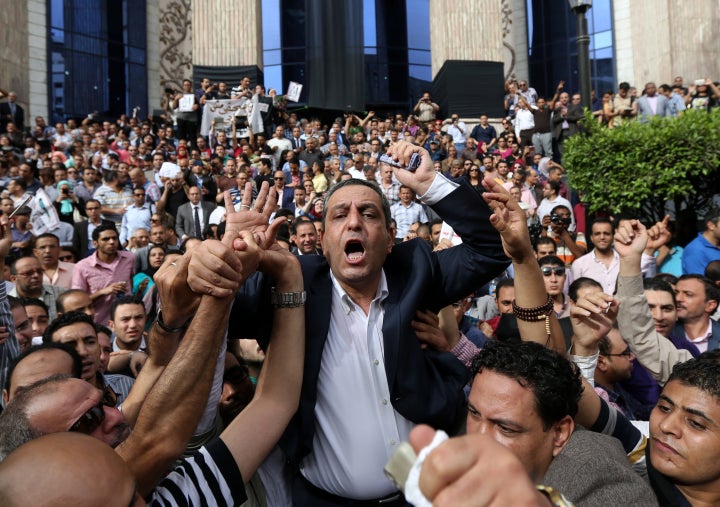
left=660, top=394, right=718, bottom=426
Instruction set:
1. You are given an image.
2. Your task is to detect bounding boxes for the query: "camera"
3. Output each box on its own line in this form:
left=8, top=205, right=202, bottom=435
left=550, top=213, right=570, bottom=227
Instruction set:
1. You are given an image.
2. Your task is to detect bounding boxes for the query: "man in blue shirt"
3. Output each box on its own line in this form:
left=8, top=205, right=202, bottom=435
left=682, top=209, right=720, bottom=275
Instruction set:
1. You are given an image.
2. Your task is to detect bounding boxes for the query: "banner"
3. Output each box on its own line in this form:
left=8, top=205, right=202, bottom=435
left=200, top=98, right=250, bottom=136
left=29, top=189, right=60, bottom=235
left=286, top=82, right=303, bottom=102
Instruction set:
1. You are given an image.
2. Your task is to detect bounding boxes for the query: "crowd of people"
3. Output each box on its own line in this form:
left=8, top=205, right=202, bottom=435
left=0, top=73, right=718, bottom=506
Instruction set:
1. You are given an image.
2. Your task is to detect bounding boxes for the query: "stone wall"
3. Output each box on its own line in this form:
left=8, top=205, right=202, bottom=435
left=0, top=3, right=30, bottom=112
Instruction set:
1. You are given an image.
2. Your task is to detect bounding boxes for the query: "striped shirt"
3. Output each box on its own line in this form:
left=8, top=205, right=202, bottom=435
left=149, top=439, right=247, bottom=506
left=0, top=282, right=20, bottom=410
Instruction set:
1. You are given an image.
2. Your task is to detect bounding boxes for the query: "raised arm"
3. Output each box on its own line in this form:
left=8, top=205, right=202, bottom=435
left=481, top=177, right=566, bottom=355
left=219, top=234, right=305, bottom=483
left=0, top=218, right=20, bottom=402
left=614, top=218, right=692, bottom=383
left=116, top=236, right=247, bottom=496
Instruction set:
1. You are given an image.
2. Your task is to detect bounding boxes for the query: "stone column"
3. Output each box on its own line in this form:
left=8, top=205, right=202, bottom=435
left=192, top=0, right=262, bottom=68
left=429, top=0, right=505, bottom=117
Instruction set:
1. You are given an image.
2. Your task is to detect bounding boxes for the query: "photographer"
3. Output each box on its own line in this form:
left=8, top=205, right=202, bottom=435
left=413, top=92, right=440, bottom=123
left=53, top=179, right=81, bottom=225
left=540, top=204, right=587, bottom=267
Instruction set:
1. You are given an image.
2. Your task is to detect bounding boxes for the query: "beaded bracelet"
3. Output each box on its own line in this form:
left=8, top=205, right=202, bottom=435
left=512, top=295, right=554, bottom=344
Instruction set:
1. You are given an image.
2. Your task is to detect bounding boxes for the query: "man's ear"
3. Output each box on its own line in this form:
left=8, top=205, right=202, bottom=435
left=551, top=415, right=574, bottom=458
left=596, top=355, right=610, bottom=373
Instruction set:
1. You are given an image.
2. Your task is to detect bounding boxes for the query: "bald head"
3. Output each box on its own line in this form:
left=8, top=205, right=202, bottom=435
left=0, top=432, right=139, bottom=506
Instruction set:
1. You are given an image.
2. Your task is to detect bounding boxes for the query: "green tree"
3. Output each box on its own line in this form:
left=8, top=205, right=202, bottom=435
left=563, top=109, right=720, bottom=239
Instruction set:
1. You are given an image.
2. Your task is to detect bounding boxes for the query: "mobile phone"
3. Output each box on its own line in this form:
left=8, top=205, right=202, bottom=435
left=379, top=153, right=421, bottom=172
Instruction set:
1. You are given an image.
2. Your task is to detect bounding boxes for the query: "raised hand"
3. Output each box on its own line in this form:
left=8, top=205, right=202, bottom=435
left=385, top=141, right=436, bottom=196
left=645, top=215, right=672, bottom=253
left=570, top=290, right=618, bottom=356
left=613, top=219, right=648, bottom=259
left=480, top=175, right=533, bottom=261
left=222, top=180, right=278, bottom=248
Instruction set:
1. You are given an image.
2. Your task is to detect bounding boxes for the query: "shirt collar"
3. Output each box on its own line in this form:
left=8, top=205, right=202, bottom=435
left=330, top=269, right=389, bottom=315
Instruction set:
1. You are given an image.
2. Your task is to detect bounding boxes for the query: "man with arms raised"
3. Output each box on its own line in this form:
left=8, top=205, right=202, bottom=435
left=0, top=217, right=305, bottom=502
left=224, top=141, right=509, bottom=504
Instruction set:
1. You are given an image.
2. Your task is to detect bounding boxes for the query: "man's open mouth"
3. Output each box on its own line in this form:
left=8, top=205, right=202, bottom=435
left=344, top=240, right=366, bottom=263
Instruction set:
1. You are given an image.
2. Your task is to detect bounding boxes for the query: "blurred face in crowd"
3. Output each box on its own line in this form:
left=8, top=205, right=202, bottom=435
left=675, top=278, right=715, bottom=322
left=590, top=222, right=613, bottom=254
left=495, top=285, right=515, bottom=314
left=646, top=289, right=678, bottom=337
left=598, top=328, right=635, bottom=383
left=294, top=221, right=318, bottom=255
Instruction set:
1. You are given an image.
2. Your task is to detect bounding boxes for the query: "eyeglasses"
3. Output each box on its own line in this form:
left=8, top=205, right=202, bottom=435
left=541, top=266, right=565, bottom=277
left=16, top=269, right=43, bottom=277
left=469, top=168, right=479, bottom=172
left=68, top=386, right=118, bottom=434
left=604, top=347, right=634, bottom=358
left=59, top=255, right=74, bottom=262
left=274, top=177, right=284, bottom=181
left=464, top=162, right=472, bottom=166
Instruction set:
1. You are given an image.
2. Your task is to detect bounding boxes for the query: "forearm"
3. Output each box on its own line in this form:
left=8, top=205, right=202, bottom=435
left=118, top=294, right=230, bottom=495
left=560, top=231, right=586, bottom=259
left=616, top=274, right=691, bottom=383
left=512, top=250, right=566, bottom=354
left=221, top=262, right=305, bottom=482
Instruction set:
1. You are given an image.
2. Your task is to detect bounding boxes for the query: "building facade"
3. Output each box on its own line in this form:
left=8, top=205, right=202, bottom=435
left=1, top=0, right=718, bottom=123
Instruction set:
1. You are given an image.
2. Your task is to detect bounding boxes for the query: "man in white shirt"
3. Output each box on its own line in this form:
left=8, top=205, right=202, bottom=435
left=267, top=125, right=292, bottom=169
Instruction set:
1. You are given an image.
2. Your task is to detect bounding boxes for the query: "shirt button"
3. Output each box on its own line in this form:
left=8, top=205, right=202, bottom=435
left=382, top=399, right=388, bottom=405
left=390, top=439, right=396, bottom=446
left=374, top=359, right=380, bottom=366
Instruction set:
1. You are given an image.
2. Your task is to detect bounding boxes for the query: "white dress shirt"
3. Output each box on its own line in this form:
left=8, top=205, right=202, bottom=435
left=301, top=173, right=458, bottom=499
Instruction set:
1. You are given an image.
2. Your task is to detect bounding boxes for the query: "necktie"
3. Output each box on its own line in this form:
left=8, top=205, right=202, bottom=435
left=194, top=205, right=202, bottom=238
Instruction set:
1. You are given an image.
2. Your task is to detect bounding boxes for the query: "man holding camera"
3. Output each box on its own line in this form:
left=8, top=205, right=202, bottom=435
left=540, top=204, right=587, bottom=267
left=413, top=92, right=440, bottom=123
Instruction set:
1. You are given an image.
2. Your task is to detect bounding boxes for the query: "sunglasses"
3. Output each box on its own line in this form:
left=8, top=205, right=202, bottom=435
left=68, top=386, right=118, bottom=434
left=541, top=266, right=566, bottom=277
left=59, top=255, right=74, bottom=261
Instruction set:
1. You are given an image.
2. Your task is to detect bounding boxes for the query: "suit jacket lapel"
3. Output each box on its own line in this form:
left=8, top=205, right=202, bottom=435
left=382, top=270, right=403, bottom=395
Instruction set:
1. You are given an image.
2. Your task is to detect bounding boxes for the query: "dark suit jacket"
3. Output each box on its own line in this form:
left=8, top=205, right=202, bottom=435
left=0, top=102, right=25, bottom=132
left=552, top=104, right=584, bottom=139
left=278, top=186, right=295, bottom=209
left=230, top=181, right=509, bottom=465
left=73, top=219, right=116, bottom=258
left=175, top=200, right=216, bottom=239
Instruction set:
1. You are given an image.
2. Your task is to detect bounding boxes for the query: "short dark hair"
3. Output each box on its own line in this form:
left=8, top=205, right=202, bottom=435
left=706, top=260, right=720, bottom=283
left=91, top=223, right=118, bottom=242
left=42, top=311, right=97, bottom=345
left=668, top=352, right=720, bottom=400
left=619, top=82, right=630, bottom=91
left=495, top=277, right=515, bottom=297
left=653, top=273, right=678, bottom=287
left=5, top=343, right=82, bottom=396
left=109, top=295, right=145, bottom=321
left=534, top=237, right=557, bottom=253
left=322, top=178, right=392, bottom=229
left=538, top=255, right=564, bottom=268
left=33, top=233, right=59, bottom=247
left=470, top=341, right=582, bottom=430
left=546, top=180, right=561, bottom=194
left=643, top=278, right=677, bottom=306
left=18, top=297, right=48, bottom=315
left=590, top=217, right=614, bottom=234
left=678, top=274, right=720, bottom=305
left=9, top=256, right=39, bottom=276
left=569, top=277, right=603, bottom=302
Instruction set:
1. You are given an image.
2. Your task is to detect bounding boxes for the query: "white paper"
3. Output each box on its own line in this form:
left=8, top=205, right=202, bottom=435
left=286, top=81, right=303, bottom=102
left=178, top=94, right=195, bottom=112
left=439, top=221, right=462, bottom=246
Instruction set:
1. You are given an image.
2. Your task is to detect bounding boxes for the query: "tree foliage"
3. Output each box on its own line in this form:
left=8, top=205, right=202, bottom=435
left=563, top=109, right=720, bottom=230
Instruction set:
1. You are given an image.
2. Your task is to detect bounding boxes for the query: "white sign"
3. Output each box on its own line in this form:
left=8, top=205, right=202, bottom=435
left=286, top=81, right=303, bottom=102
left=29, top=189, right=60, bottom=235
left=178, top=94, right=195, bottom=112
left=200, top=98, right=250, bottom=136
left=439, top=221, right=462, bottom=246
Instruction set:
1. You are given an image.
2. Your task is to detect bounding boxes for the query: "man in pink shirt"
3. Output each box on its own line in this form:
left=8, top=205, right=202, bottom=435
left=71, top=224, right=134, bottom=324
left=34, top=233, right=74, bottom=289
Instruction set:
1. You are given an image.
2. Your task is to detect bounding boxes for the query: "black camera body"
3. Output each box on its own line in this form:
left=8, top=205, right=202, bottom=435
left=550, top=213, right=571, bottom=227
